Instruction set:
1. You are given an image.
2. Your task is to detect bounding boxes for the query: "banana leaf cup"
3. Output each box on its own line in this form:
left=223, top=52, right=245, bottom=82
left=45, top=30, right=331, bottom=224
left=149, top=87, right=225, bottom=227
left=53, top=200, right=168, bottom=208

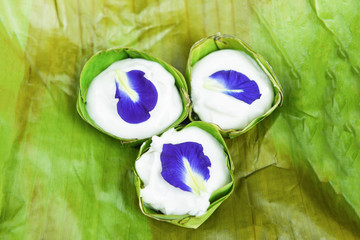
left=186, top=34, right=284, bottom=138
left=134, top=121, right=235, bottom=229
left=77, top=48, right=190, bottom=145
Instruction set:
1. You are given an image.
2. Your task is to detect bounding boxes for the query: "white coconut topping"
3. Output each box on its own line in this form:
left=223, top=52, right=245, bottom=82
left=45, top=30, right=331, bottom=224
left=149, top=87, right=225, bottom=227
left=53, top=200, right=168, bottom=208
left=86, top=58, right=183, bottom=139
left=136, top=127, right=231, bottom=217
left=191, top=49, right=274, bottom=130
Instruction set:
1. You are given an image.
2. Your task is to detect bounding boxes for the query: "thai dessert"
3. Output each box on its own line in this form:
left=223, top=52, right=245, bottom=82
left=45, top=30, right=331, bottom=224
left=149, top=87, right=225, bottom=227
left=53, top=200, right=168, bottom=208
left=135, top=125, right=232, bottom=217
left=190, top=49, right=274, bottom=130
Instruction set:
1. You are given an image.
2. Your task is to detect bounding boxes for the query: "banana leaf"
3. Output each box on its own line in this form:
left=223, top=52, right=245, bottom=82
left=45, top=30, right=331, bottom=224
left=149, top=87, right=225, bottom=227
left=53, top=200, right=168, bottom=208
left=1, top=0, right=360, bottom=239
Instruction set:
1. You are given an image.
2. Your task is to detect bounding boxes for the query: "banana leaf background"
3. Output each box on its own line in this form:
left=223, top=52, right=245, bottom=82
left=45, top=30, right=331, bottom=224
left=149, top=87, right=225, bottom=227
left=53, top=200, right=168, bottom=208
left=1, top=0, right=360, bottom=239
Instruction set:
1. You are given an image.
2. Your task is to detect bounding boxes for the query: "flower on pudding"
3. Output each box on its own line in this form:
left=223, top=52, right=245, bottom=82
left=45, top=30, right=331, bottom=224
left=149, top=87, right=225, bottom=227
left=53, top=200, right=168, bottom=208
left=160, top=142, right=211, bottom=196
left=204, top=70, right=262, bottom=105
left=114, top=70, right=158, bottom=124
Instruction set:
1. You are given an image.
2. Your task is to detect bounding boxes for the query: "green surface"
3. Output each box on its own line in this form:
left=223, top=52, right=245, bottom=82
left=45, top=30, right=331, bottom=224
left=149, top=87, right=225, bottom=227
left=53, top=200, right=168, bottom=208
left=1, top=0, right=360, bottom=239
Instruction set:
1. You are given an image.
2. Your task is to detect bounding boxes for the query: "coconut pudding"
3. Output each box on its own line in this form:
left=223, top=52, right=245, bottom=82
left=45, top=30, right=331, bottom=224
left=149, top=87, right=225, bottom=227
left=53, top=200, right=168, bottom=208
left=190, top=49, right=274, bottom=130
left=135, top=126, right=231, bottom=217
left=86, top=58, right=183, bottom=140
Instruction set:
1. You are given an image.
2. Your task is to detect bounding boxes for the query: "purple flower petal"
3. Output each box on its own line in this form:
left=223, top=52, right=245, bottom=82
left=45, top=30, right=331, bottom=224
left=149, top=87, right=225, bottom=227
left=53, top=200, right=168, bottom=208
left=208, top=70, right=262, bottom=104
left=114, top=70, right=158, bottom=124
left=160, top=142, right=211, bottom=195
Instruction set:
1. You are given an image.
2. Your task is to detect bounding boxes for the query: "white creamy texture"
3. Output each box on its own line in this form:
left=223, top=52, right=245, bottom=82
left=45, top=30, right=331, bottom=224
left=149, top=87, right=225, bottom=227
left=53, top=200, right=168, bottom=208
left=191, top=49, right=274, bottom=130
left=136, top=127, right=231, bottom=216
left=86, top=58, right=183, bottom=139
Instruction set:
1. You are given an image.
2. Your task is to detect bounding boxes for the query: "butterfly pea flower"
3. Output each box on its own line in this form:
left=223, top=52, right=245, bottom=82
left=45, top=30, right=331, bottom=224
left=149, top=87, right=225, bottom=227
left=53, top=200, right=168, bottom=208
left=77, top=48, right=189, bottom=143
left=113, top=69, right=158, bottom=124
left=160, top=142, right=211, bottom=196
left=135, top=122, right=234, bottom=228
left=186, top=35, right=283, bottom=138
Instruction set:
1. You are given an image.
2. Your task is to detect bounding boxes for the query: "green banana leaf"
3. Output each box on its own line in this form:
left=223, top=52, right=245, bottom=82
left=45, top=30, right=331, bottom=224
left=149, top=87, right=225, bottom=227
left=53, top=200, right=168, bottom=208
left=1, top=0, right=360, bottom=239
